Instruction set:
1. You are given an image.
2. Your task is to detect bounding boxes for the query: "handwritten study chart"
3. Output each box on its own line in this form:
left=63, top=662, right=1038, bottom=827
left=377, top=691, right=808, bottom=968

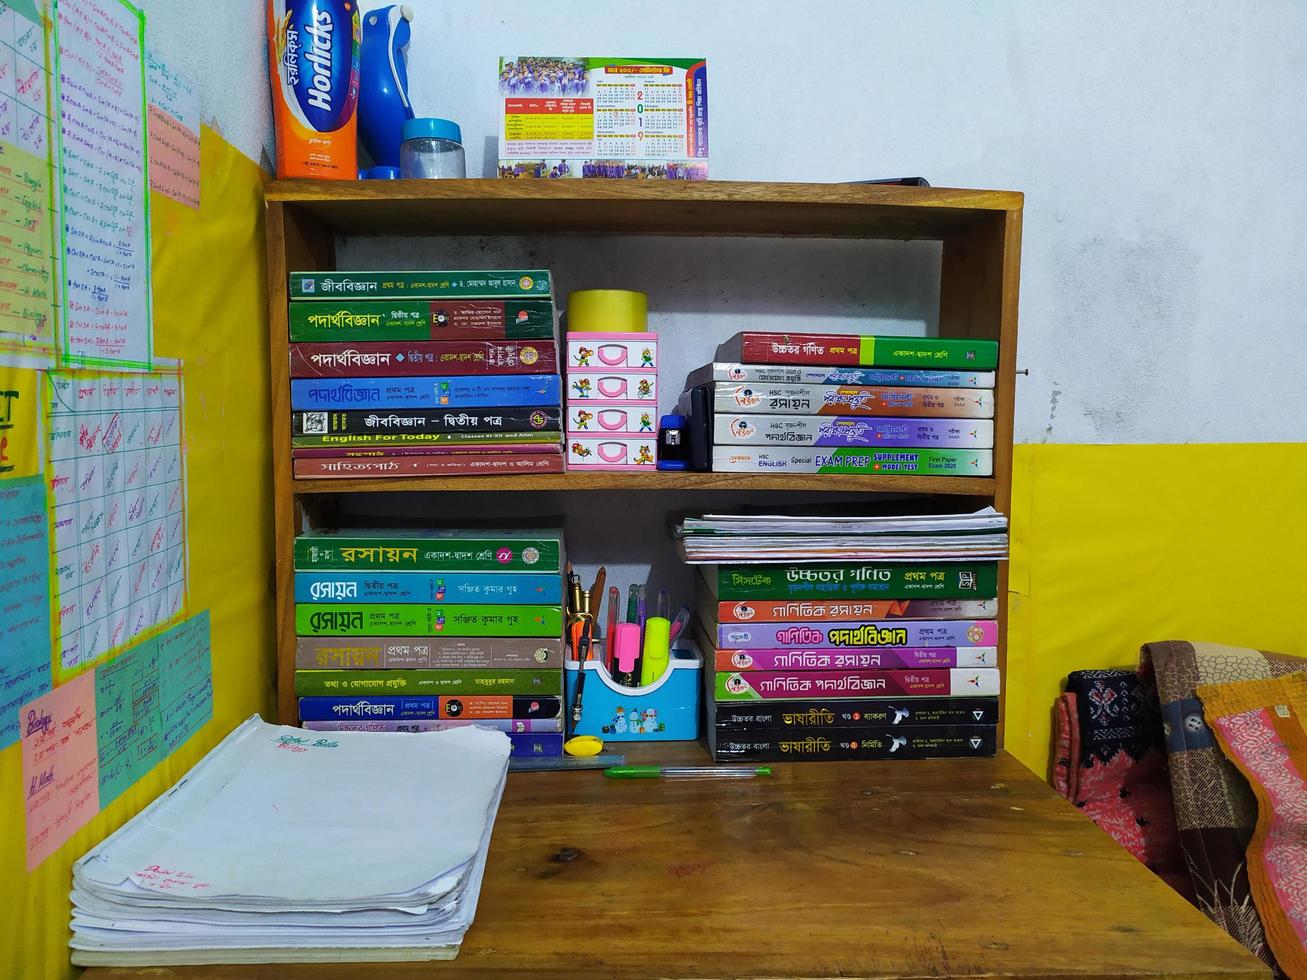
left=54, top=0, right=152, bottom=368
left=146, top=50, right=199, bottom=209
left=48, top=368, right=187, bottom=675
left=22, top=610, right=212, bottom=870
left=0, top=0, right=58, bottom=353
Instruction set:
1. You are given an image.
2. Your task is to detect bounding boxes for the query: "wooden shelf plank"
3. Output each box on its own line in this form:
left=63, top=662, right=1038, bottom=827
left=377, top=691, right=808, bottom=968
left=264, top=178, right=1023, bottom=240
left=290, top=471, right=996, bottom=495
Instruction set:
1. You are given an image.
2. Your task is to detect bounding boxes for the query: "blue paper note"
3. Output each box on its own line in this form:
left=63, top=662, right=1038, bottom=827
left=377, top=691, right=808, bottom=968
left=157, top=610, right=213, bottom=753
left=0, top=475, right=54, bottom=748
left=94, top=610, right=212, bottom=806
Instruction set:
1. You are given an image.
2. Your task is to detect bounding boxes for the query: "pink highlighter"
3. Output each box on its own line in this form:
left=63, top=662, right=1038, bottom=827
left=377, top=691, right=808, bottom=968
left=612, top=623, right=641, bottom=687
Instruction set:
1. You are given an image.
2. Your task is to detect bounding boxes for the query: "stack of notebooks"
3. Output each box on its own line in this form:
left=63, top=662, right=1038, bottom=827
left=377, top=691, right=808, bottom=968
left=295, top=527, right=566, bottom=757
left=70, top=717, right=510, bottom=965
left=682, top=331, right=998, bottom=477
left=288, top=270, right=564, bottom=479
left=676, top=510, right=1007, bottom=762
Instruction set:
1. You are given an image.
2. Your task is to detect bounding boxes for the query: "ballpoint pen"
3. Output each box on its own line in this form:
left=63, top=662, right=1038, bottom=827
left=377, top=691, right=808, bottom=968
left=656, top=588, right=669, bottom=621
left=667, top=605, right=692, bottom=643
left=604, top=765, right=773, bottom=779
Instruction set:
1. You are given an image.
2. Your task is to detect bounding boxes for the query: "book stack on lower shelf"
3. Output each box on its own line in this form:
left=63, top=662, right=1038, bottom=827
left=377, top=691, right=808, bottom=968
left=294, top=527, right=567, bottom=757
left=676, top=511, right=1007, bottom=762
left=287, top=270, right=564, bottom=479
left=683, top=331, right=998, bottom=477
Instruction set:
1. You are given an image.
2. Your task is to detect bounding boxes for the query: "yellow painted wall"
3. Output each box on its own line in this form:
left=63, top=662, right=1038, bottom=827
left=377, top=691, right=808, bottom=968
left=1005, top=442, right=1307, bottom=778
left=1, top=128, right=274, bottom=980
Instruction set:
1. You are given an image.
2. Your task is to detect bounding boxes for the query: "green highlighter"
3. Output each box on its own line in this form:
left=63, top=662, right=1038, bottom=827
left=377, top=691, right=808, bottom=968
left=604, top=765, right=773, bottom=780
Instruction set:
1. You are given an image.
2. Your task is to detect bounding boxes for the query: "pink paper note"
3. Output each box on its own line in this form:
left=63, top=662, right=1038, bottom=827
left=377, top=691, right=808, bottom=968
left=146, top=52, right=200, bottom=209
left=22, top=671, right=101, bottom=870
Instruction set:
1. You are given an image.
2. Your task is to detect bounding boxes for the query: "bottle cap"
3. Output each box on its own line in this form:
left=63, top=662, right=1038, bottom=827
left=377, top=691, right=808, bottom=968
left=402, top=117, right=463, bottom=145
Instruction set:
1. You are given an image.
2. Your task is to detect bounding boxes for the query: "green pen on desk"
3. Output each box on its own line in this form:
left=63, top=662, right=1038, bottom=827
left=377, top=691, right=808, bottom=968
left=604, top=765, right=773, bottom=779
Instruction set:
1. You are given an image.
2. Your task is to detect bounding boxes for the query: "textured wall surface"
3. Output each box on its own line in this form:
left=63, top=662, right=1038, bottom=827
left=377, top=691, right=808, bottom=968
left=144, top=0, right=1307, bottom=442
left=386, top=0, right=1307, bottom=443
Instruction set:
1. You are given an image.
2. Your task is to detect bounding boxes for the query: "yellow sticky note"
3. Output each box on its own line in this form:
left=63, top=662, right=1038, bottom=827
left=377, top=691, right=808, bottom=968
left=0, top=363, right=41, bottom=479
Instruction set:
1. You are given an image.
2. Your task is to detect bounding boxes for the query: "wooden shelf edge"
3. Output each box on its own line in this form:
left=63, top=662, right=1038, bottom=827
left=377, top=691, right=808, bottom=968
left=264, top=177, right=1024, bottom=212
left=289, top=472, right=997, bottom=495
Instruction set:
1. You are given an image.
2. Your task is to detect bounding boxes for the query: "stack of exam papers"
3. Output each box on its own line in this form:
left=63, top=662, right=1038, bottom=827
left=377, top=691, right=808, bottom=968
left=70, top=716, right=510, bottom=966
left=674, top=507, right=1009, bottom=563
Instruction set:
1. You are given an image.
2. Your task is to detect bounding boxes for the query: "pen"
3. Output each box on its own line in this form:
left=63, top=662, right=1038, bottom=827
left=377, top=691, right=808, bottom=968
left=656, top=588, right=669, bottom=621
left=667, top=605, right=692, bottom=643
left=604, top=765, right=773, bottom=780
left=589, top=567, right=606, bottom=624
left=605, top=586, right=620, bottom=669
left=571, top=617, right=595, bottom=725
left=568, top=570, right=583, bottom=625
left=634, top=585, right=647, bottom=682
left=626, top=584, right=638, bottom=624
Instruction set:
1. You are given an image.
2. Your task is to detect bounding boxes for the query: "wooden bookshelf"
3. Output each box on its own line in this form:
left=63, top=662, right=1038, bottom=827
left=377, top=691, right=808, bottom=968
left=265, top=178, right=1022, bottom=239
left=265, top=178, right=1022, bottom=731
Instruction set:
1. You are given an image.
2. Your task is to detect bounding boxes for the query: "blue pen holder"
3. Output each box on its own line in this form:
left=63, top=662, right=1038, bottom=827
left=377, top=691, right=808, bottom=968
left=564, top=643, right=701, bottom=741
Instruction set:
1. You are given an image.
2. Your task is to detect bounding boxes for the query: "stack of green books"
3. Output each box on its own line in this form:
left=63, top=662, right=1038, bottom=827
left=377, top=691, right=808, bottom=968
left=293, top=527, right=566, bottom=757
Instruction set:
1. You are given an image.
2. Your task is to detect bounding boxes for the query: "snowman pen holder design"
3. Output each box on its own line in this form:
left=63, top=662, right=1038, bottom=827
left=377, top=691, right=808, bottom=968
left=564, top=642, right=701, bottom=741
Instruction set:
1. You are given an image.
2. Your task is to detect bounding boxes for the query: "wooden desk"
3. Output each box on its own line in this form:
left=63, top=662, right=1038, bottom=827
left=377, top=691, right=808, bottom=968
left=83, top=751, right=1265, bottom=980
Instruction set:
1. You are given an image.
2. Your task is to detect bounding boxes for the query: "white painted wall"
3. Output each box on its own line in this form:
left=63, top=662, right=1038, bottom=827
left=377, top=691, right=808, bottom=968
left=138, top=0, right=272, bottom=166
left=145, top=0, right=1307, bottom=444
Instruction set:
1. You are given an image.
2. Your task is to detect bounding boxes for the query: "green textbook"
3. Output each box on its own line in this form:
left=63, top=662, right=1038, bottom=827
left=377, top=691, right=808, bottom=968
left=704, top=563, right=998, bottom=601
left=294, top=669, right=562, bottom=697
left=290, top=270, right=553, bottom=300
left=295, top=603, right=564, bottom=637
left=294, top=529, right=562, bottom=573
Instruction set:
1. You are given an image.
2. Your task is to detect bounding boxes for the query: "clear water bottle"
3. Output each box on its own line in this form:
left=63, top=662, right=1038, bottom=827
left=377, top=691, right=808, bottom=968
left=399, top=118, right=466, bottom=179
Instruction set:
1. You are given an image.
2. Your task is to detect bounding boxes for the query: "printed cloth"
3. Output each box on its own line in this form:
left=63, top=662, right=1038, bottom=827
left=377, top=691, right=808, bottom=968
left=1052, top=691, right=1081, bottom=800
left=1197, top=673, right=1307, bottom=980
left=1141, top=639, right=1307, bottom=972
left=1054, top=668, right=1191, bottom=899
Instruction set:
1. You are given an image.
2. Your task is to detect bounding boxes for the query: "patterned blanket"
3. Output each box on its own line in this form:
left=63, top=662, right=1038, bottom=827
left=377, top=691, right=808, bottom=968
left=1198, top=673, right=1307, bottom=979
left=1141, top=639, right=1307, bottom=973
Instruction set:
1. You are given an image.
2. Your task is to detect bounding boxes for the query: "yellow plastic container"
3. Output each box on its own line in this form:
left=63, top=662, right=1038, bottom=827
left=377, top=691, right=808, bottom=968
left=566, top=289, right=648, bottom=332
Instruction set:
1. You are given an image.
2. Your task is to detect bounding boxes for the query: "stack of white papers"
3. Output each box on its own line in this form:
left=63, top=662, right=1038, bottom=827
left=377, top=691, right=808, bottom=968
left=675, top=507, right=1009, bottom=563
left=70, top=716, right=511, bottom=966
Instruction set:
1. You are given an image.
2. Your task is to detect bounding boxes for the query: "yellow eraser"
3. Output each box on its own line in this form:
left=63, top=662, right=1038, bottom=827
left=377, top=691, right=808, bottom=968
left=564, top=735, right=604, bottom=757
